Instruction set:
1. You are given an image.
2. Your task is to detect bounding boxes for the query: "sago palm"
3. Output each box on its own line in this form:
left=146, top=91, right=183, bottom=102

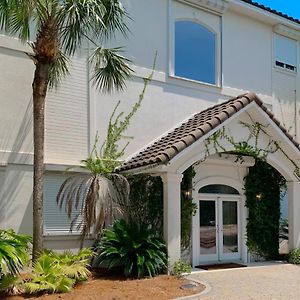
left=0, top=0, right=132, bottom=260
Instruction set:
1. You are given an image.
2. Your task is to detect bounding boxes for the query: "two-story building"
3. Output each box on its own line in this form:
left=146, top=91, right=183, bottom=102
left=1, top=0, right=300, bottom=266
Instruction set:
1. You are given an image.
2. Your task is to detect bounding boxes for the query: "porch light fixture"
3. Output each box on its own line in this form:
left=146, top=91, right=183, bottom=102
left=256, top=193, right=262, bottom=201
left=183, top=189, right=193, bottom=199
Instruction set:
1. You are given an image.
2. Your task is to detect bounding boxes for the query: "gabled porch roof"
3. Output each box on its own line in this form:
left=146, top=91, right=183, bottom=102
left=119, top=93, right=300, bottom=173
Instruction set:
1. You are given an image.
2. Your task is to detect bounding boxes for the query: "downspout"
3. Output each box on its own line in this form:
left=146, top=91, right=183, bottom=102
left=294, top=89, right=297, bottom=140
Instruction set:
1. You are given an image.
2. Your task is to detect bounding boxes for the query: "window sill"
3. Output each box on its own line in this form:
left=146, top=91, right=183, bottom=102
left=274, top=65, right=297, bottom=77
left=43, top=233, right=94, bottom=240
left=168, top=74, right=221, bottom=93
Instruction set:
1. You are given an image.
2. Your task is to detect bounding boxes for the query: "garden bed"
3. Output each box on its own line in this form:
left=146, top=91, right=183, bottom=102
left=2, top=273, right=205, bottom=300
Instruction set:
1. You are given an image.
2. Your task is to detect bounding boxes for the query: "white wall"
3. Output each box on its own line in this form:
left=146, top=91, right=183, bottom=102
left=1, top=0, right=300, bottom=244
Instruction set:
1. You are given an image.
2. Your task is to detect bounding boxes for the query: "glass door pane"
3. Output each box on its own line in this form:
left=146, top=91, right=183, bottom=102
left=222, top=201, right=238, bottom=253
left=200, top=200, right=216, bottom=255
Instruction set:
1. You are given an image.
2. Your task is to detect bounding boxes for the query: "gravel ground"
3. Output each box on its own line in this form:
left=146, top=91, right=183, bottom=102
left=187, top=262, right=300, bottom=300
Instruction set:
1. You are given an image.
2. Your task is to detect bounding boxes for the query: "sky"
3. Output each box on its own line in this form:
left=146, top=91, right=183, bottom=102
left=255, top=0, right=300, bottom=20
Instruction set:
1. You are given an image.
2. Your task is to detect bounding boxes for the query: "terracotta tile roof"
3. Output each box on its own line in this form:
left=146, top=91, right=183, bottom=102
left=241, top=0, right=300, bottom=25
left=118, top=93, right=300, bottom=172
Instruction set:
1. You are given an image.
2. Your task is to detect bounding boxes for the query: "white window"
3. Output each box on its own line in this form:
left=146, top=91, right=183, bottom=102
left=175, top=21, right=216, bottom=84
left=44, top=173, right=84, bottom=235
left=274, top=34, right=297, bottom=72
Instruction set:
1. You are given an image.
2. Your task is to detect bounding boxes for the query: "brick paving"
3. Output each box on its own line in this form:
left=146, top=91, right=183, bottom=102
left=186, top=263, right=300, bottom=300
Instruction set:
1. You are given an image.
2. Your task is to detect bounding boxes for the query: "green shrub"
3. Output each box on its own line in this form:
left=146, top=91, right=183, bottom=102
left=245, top=160, right=285, bottom=259
left=0, top=229, right=31, bottom=276
left=0, top=229, right=31, bottom=292
left=288, top=249, right=300, bottom=264
left=170, top=260, right=192, bottom=278
left=95, top=219, right=167, bottom=278
left=24, top=248, right=92, bottom=294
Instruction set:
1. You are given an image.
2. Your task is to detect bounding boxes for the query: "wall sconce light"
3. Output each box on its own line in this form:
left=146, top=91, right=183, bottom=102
left=183, top=189, right=193, bottom=199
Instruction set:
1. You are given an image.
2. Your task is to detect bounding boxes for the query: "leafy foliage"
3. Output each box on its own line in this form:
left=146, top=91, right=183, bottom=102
left=126, top=166, right=197, bottom=248
left=245, top=160, right=285, bottom=259
left=0, top=229, right=31, bottom=292
left=0, top=0, right=132, bottom=91
left=181, top=167, right=197, bottom=249
left=288, top=249, right=300, bottom=264
left=24, top=248, right=92, bottom=294
left=170, top=260, right=192, bottom=278
left=95, top=219, right=167, bottom=278
left=125, top=174, right=164, bottom=234
left=0, top=229, right=31, bottom=276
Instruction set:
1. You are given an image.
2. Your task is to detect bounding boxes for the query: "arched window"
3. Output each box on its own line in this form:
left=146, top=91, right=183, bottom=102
left=199, top=184, right=240, bottom=195
left=175, top=20, right=216, bottom=84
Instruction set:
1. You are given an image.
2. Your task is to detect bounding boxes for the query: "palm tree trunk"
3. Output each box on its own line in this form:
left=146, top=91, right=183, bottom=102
left=32, top=62, right=49, bottom=261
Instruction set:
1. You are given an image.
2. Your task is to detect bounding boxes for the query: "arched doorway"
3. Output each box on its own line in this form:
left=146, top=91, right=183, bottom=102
left=197, top=184, right=242, bottom=264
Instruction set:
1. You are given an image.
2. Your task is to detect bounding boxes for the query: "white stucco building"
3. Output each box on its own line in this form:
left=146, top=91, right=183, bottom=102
left=1, top=0, right=300, bottom=264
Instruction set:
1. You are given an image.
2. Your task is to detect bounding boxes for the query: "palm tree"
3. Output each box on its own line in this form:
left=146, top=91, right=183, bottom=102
left=0, top=0, right=132, bottom=260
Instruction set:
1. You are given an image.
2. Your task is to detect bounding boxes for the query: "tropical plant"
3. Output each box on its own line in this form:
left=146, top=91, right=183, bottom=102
left=95, top=219, right=167, bottom=278
left=288, top=249, right=300, bottom=265
left=56, top=60, right=156, bottom=245
left=0, top=0, right=132, bottom=259
left=170, top=260, right=191, bottom=278
left=24, top=248, right=92, bottom=294
left=0, top=229, right=31, bottom=276
left=0, top=229, right=31, bottom=292
left=125, top=174, right=164, bottom=234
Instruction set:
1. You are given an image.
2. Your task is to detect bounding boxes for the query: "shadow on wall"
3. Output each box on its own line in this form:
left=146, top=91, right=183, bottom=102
left=0, top=99, right=33, bottom=233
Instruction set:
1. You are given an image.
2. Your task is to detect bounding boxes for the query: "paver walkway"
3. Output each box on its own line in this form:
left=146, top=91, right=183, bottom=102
left=187, top=263, right=300, bottom=300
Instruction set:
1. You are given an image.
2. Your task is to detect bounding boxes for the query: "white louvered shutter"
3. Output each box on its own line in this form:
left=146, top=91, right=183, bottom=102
left=44, top=173, right=84, bottom=234
left=275, top=34, right=297, bottom=69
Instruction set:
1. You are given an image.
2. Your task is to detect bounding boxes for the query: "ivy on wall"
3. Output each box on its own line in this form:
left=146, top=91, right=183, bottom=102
left=203, top=118, right=290, bottom=259
left=181, top=166, right=197, bottom=249
left=244, top=160, right=285, bottom=259
left=204, top=118, right=300, bottom=179
left=127, top=167, right=197, bottom=249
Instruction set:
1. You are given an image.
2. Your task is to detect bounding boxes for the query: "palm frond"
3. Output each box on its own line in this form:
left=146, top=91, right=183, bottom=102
left=56, top=173, right=129, bottom=244
left=58, top=0, right=107, bottom=55
left=48, top=51, right=70, bottom=89
left=93, top=0, right=130, bottom=40
left=90, top=47, right=132, bottom=93
left=0, top=229, right=31, bottom=276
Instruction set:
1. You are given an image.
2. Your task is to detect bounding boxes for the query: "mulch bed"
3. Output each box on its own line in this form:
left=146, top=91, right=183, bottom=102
left=1, top=271, right=205, bottom=300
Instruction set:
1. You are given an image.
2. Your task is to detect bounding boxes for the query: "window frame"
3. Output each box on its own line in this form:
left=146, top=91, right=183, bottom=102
left=173, top=19, right=217, bottom=85
left=168, top=3, right=222, bottom=88
left=43, top=172, right=86, bottom=236
left=273, top=33, right=298, bottom=75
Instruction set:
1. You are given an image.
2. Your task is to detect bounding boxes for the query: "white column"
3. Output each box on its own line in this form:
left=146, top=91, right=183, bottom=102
left=161, top=173, right=183, bottom=266
left=287, top=181, right=300, bottom=249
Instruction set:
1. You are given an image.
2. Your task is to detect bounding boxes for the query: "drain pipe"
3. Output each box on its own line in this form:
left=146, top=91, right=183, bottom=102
left=294, top=89, right=297, bottom=140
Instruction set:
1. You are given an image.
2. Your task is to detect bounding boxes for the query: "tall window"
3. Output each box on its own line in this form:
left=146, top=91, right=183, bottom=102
left=274, top=34, right=297, bottom=72
left=175, top=20, right=216, bottom=84
left=44, top=174, right=83, bottom=234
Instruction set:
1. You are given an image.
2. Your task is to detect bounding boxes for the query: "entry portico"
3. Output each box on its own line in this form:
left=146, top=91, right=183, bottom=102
left=118, top=93, right=300, bottom=265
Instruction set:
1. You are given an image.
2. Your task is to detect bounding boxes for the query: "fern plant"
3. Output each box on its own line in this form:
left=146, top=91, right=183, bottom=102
left=24, top=248, right=92, bottom=294
left=95, top=219, right=167, bottom=278
left=0, top=229, right=31, bottom=276
left=0, top=229, right=31, bottom=292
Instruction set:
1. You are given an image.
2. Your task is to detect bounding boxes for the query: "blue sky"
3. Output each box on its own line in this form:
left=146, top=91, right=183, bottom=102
left=255, top=0, right=300, bottom=20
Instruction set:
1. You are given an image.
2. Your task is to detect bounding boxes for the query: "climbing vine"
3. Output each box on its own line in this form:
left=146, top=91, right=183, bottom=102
left=181, top=166, right=197, bottom=249
left=203, top=116, right=300, bottom=179
left=127, top=166, right=197, bottom=249
left=244, top=160, right=285, bottom=259
left=203, top=116, right=291, bottom=259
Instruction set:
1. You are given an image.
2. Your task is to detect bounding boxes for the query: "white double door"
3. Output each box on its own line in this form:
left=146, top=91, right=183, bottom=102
left=198, top=195, right=241, bottom=263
